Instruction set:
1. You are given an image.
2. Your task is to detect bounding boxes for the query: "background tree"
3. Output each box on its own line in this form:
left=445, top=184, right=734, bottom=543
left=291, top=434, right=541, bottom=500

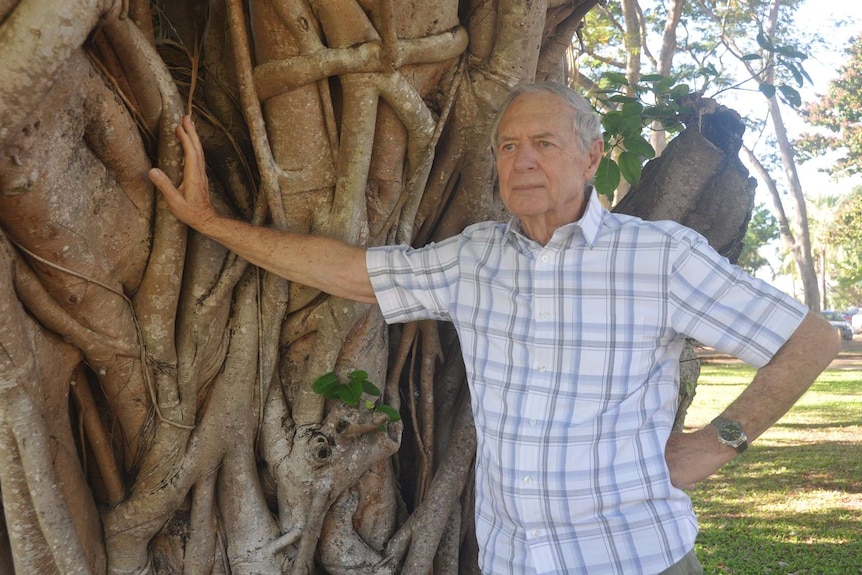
left=807, top=194, right=840, bottom=310
left=737, top=203, right=780, bottom=277
left=0, top=0, right=759, bottom=573
left=575, top=0, right=825, bottom=310
left=796, top=35, right=862, bottom=308
left=824, top=187, right=862, bottom=308
left=796, top=35, right=862, bottom=179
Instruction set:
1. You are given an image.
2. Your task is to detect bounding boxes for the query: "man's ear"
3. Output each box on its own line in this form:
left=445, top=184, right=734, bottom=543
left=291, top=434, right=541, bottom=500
left=585, top=139, right=604, bottom=179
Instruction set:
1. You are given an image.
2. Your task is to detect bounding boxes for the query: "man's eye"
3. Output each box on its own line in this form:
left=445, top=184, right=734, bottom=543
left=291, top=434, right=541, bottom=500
left=539, top=140, right=553, bottom=148
left=501, top=143, right=516, bottom=152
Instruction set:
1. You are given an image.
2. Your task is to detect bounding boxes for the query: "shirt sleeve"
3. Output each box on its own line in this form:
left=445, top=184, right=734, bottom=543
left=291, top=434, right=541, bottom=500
left=667, top=228, right=808, bottom=368
left=366, top=239, right=461, bottom=325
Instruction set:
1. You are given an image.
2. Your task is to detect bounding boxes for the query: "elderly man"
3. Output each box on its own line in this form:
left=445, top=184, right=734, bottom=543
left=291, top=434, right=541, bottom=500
left=149, top=82, right=838, bottom=575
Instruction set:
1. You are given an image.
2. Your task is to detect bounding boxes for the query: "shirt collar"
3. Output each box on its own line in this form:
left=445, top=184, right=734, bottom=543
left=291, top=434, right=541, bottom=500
left=504, top=187, right=606, bottom=249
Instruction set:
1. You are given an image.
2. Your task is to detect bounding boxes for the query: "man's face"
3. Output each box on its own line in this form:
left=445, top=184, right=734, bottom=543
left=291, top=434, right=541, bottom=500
left=496, top=91, right=603, bottom=244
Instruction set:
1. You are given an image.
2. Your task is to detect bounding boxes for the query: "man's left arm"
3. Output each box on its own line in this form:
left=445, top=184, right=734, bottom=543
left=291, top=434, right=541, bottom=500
left=666, top=310, right=840, bottom=489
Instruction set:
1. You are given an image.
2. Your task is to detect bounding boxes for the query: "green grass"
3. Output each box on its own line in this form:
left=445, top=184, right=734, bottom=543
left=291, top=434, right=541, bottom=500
left=686, top=363, right=862, bottom=574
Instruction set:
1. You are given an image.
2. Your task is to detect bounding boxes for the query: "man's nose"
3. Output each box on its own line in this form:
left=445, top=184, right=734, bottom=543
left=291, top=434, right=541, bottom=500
left=513, top=143, right=538, bottom=170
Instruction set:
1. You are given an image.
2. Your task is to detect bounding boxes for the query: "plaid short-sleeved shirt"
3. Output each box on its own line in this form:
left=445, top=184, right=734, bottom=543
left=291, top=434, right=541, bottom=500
left=367, top=191, right=807, bottom=575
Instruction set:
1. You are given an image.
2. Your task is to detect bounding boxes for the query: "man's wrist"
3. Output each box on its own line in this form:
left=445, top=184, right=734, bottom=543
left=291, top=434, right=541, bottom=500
left=710, top=416, right=749, bottom=454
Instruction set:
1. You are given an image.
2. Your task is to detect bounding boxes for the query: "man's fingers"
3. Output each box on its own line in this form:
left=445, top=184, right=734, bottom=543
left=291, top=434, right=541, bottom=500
left=148, top=168, right=185, bottom=204
left=174, top=116, right=204, bottom=165
left=147, top=167, right=172, bottom=190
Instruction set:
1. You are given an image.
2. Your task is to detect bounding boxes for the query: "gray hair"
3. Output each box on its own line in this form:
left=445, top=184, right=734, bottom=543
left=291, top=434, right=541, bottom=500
left=490, top=82, right=602, bottom=153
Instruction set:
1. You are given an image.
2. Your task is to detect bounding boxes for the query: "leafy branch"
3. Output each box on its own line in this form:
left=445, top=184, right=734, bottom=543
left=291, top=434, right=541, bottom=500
left=312, top=370, right=401, bottom=423
left=591, top=71, right=692, bottom=196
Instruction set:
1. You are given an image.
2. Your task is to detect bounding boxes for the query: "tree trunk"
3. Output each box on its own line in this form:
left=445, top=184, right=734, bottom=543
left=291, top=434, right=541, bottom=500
left=615, top=96, right=756, bottom=428
left=0, top=1, right=756, bottom=573
left=649, top=0, right=685, bottom=155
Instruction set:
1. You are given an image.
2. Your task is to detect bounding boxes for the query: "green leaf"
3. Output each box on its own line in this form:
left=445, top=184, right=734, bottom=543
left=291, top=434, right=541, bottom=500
left=661, top=118, right=683, bottom=132
left=602, top=111, right=624, bottom=134
left=376, top=405, right=401, bottom=423
left=348, top=378, right=363, bottom=400
left=784, top=61, right=804, bottom=87
left=621, top=101, right=644, bottom=116
left=323, top=387, right=343, bottom=400
left=361, top=380, right=381, bottom=396
left=697, top=63, right=719, bottom=78
left=312, top=372, right=340, bottom=395
left=365, top=399, right=376, bottom=410
left=618, top=151, right=643, bottom=186
left=756, top=32, right=774, bottom=52
left=348, top=370, right=369, bottom=381
left=656, top=76, right=677, bottom=92
left=797, top=63, right=813, bottom=85
left=778, top=85, right=802, bottom=108
left=594, top=157, right=620, bottom=197
left=741, top=53, right=761, bottom=61
left=609, top=94, right=639, bottom=104
left=669, top=84, right=691, bottom=100
left=775, top=45, right=807, bottom=60
left=620, top=113, right=644, bottom=137
left=759, top=83, right=776, bottom=99
left=338, top=385, right=360, bottom=406
left=622, top=135, right=655, bottom=159
left=639, top=74, right=666, bottom=82
left=601, top=71, right=629, bottom=86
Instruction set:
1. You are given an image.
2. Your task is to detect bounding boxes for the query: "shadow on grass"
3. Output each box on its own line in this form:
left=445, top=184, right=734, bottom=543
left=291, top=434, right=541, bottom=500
left=697, top=528, right=862, bottom=575
left=774, top=420, right=862, bottom=429
left=692, top=442, right=862, bottom=574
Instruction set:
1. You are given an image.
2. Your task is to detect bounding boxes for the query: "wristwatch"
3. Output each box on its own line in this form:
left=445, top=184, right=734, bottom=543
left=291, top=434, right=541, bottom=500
left=710, top=416, right=748, bottom=454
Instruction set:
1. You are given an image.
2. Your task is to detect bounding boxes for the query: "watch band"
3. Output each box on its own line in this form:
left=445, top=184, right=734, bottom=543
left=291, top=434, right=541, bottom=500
left=710, top=416, right=749, bottom=454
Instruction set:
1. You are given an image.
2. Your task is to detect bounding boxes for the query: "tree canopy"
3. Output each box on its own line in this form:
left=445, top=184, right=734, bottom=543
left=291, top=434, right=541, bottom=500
left=825, top=186, right=862, bottom=307
left=797, top=35, right=862, bottom=179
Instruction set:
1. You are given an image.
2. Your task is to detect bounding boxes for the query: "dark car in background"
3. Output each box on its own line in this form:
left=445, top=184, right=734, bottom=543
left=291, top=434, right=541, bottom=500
left=822, top=310, right=853, bottom=340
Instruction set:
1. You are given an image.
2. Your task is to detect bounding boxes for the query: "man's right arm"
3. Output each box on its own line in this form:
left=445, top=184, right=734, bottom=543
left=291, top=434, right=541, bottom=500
left=148, top=116, right=377, bottom=304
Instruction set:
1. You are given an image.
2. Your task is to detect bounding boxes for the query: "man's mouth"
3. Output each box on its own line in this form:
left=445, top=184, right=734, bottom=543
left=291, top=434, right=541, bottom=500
left=511, top=182, right=543, bottom=191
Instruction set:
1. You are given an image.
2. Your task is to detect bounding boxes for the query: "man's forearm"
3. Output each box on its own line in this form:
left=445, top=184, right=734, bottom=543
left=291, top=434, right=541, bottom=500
left=198, top=215, right=377, bottom=304
left=666, top=311, right=839, bottom=488
left=147, top=116, right=377, bottom=305
left=720, top=311, right=839, bottom=441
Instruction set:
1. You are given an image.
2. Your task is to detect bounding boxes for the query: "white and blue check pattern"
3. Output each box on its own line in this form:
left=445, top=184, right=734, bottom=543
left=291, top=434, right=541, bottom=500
left=367, top=190, right=808, bottom=575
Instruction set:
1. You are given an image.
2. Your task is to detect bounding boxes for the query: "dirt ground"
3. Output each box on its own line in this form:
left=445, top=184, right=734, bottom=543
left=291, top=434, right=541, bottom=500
left=833, top=333, right=862, bottom=369
left=696, top=334, right=862, bottom=370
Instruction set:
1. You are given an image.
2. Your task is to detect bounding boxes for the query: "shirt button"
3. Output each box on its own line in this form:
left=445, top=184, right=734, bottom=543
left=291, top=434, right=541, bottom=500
left=524, top=475, right=532, bottom=484
left=539, top=311, right=549, bottom=320
left=537, top=365, right=546, bottom=373
left=540, top=255, right=549, bottom=263
left=529, top=418, right=537, bottom=426
left=531, top=529, right=540, bottom=538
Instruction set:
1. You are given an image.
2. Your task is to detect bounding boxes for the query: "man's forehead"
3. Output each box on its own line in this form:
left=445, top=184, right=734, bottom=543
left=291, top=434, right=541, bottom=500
left=502, top=93, right=572, bottom=121
left=498, top=129, right=560, bottom=142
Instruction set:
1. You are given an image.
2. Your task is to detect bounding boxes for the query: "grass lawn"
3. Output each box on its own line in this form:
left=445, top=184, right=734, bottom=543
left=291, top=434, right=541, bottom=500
left=685, top=362, right=862, bottom=574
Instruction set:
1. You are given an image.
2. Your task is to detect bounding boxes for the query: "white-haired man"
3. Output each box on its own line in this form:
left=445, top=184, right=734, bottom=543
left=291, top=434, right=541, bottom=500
left=149, top=82, right=838, bottom=575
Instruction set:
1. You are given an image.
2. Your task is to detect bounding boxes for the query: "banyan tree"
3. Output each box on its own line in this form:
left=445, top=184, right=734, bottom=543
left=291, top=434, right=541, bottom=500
left=0, top=1, right=755, bottom=573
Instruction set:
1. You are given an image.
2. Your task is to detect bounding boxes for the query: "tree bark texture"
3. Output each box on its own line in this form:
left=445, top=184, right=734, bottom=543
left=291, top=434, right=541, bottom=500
left=0, top=1, right=754, bottom=573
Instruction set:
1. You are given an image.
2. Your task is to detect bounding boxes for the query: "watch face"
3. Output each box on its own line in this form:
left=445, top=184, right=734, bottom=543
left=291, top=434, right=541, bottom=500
left=718, top=422, right=743, bottom=442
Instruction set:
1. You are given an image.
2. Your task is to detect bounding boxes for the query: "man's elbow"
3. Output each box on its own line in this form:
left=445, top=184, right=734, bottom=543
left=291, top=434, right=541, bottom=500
left=808, top=312, right=842, bottom=367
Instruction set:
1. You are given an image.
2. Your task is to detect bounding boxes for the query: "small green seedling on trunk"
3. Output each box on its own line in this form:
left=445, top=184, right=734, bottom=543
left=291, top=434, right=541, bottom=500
left=312, top=370, right=401, bottom=423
